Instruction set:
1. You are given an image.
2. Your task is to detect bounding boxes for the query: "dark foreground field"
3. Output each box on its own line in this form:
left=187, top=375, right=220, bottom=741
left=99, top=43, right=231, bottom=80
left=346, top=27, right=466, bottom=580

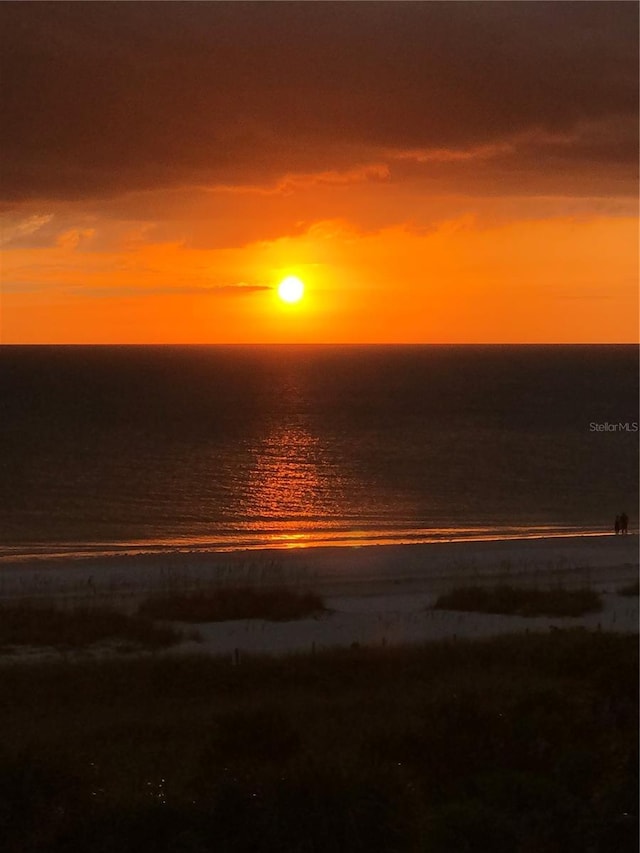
left=0, top=631, right=637, bottom=853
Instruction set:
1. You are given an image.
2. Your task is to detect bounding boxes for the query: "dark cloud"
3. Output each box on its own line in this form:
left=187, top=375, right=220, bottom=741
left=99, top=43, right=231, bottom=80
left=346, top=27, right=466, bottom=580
left=3, top=279, right=271, bottom=297
left=78, top=283, right=272, bottom=299
left=1, top=2, right=637, bottom=202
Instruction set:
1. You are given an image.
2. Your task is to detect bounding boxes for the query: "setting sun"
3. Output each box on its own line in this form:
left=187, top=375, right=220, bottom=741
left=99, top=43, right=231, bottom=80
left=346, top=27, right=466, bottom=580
left=277, top=276, right=305, bottom=304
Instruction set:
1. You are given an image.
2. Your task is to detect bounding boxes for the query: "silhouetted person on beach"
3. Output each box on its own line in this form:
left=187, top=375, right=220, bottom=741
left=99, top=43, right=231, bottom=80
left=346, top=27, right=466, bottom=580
left=620, top=512, right=629, bottom=534
left=614, top=516, right=620, bottom=535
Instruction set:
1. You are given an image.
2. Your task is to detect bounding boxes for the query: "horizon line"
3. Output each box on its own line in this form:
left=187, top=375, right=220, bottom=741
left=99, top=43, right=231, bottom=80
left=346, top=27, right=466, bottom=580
left=1, top=341, right=639, bottom=348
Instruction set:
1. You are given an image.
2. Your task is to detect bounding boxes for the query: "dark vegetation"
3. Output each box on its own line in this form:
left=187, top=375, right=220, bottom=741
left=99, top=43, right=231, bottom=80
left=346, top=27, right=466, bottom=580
left=433, top=584, right=603, bottom=617
left=0, top=630, right=637, bottom=852
left=0, top=587, right=325, bottom=652
left=0, top=603, right=182, bottom=651
left=618, top=579, right=639, bottom=597
left=137, top=586, right=326, bottom=622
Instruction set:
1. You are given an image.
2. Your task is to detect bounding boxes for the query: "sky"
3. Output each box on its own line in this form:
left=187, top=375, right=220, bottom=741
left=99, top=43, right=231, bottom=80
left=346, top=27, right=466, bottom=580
left=1, top=1, right=638, bottom=344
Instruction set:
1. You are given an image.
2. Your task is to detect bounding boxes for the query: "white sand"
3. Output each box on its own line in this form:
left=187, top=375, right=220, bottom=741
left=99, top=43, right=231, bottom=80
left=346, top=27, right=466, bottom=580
left=0, top=535, right=637, bottom=661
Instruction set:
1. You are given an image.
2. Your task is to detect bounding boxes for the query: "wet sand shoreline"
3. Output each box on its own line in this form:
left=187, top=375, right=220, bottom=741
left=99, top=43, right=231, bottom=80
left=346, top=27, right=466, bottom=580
left=0, top=533, right=636, bottom=600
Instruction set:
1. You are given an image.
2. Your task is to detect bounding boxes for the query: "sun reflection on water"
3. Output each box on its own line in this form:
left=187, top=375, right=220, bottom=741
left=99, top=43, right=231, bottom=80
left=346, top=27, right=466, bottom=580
left=241, top=422, right=343, bottom=544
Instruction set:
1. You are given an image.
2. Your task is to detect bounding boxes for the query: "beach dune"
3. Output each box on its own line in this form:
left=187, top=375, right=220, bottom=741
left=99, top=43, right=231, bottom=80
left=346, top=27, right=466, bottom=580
left=0, top=535, right=636, bottom=659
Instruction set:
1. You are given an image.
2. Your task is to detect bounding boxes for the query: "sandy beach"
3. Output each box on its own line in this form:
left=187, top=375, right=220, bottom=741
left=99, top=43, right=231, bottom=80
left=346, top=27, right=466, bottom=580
left=1, top=534, right=637, bottom=661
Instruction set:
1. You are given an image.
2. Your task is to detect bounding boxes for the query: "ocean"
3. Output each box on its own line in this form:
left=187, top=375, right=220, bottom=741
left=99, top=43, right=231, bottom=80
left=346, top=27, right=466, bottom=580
left=1, top=345, right=637, bottom=561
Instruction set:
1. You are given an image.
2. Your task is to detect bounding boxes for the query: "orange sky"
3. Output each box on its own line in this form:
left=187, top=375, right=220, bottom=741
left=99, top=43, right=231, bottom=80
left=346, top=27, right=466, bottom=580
left=1, top=3, right=638, bottom=344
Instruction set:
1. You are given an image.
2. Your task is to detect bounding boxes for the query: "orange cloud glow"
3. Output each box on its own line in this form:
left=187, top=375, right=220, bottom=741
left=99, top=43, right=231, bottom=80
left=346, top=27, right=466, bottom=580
left=2, top=210, right=637, bottom=344
left=1, top=3, right=637, bottom=344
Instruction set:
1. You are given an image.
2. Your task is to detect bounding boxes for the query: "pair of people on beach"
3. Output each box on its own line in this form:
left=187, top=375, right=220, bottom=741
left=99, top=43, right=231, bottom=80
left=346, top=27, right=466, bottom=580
left=614, top=512, right=628, bottom=535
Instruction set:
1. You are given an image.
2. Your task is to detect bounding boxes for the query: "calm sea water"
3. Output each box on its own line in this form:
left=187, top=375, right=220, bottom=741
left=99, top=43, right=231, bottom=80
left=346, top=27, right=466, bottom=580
left=1, top=345, right=637, bottom=560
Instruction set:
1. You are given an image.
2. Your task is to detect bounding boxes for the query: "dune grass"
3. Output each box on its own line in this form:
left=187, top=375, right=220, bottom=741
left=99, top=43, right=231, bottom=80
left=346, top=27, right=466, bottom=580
left=0, top=585, right=324, bottom=653
left=433, top=584, right=603, bottom=617
left=137, top=585, right=326, bottom=622
left=0, top=602, right=184, bottom=651
left=0, top=630, right=636, bottom=852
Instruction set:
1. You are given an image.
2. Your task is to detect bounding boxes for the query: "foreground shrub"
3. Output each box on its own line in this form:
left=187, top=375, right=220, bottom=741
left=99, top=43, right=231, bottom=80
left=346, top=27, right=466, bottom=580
left=433, top=585, right=602, bottom=617
left=138, top=586, right=326, bottom=622
left=618, top=579, right=639, bottom=597
left=27, top=767, right=415, bottom=853
left=0, top=632, right=636, bottom=852
left=204, top=707, right=302, bottom=765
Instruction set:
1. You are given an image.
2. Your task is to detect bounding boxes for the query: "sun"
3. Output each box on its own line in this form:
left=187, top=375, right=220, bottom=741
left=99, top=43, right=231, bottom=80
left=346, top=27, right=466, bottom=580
left=277, top=276, right=305, bottom=304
